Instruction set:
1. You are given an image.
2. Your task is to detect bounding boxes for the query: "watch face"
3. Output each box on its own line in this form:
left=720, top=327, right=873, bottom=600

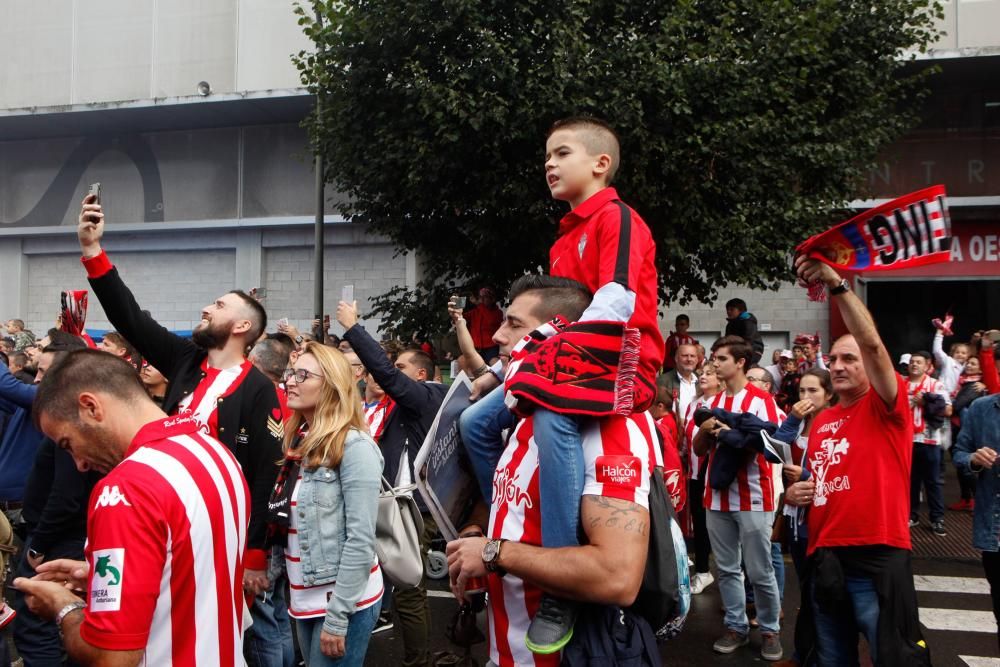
left=482, top=540, right=499, bottom=563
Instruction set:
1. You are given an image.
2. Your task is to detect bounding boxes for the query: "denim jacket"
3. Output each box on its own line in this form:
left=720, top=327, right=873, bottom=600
left=294, top=428, right=384, bottom=635
left=952, top=394, right=1000, bottom=552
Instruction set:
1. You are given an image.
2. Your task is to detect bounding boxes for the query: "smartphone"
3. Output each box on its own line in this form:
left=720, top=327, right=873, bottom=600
left=87, top=182, right=101, bottom=204
left=453, top=296, right=467, bottom=309
left=342, top=285, right=355, bottom=304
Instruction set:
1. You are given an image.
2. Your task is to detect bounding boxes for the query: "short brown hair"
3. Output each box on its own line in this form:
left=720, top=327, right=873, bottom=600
left=401, top=349, right=436, bottom=380
left=33, top=349, right=148, bottom=429
left=548, top=116, right=621, bottom=184
left=711, top=335, right=753, bottom=370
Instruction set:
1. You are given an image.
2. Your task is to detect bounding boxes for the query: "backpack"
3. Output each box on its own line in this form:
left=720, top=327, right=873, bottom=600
left=630, top=466, right=691, bottom=640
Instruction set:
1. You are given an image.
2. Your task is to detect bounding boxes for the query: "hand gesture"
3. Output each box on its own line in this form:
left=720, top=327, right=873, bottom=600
left=78, top=195, right=105, bottom=258
left=794, top=255, right=841, bottom=289
left=33, top=558, right=89, bottom=592
left=448, top=297, right=466, bottom=327
left=336, top=300, right=359, bottom=330
left=790, top=399, right=816, bottom=420
left=13, top=578, right=80, bottom=621
left=971, top=447, right=998, bottom=469
left=320, top=631, right=346, bottom=658
left=469, top=371, right=500, bottom=401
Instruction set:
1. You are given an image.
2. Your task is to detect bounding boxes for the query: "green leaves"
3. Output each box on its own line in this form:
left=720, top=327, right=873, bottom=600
left=295, top=0, right=940, bottom=336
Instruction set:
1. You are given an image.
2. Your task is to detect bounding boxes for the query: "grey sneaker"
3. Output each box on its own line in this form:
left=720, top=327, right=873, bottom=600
left=908, top=518, right=920, bottom=528
left=525, top=595, right=578, bottom=654
left=760, top=631, right=783, bottom=661
left=713, top=629, right=749, bottom=654
left=932, top=521, right=947, bottom=536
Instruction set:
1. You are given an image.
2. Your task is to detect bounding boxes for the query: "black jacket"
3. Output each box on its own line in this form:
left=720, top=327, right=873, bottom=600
left=725, top=312, right=764, bottom=365
left=21, top=439, right=102, bottom=555
left=343, top=325, right=447, bottom=511
left=88, top=264, right=283, bottom=557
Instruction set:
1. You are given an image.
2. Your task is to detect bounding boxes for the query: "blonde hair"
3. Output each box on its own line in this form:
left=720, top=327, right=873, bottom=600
left=283, top=341, right=368, bottom=469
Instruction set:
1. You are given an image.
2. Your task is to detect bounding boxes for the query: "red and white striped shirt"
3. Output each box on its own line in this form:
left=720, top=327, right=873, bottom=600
left=176, top=359, right=253, bottom=437
left=364, top=395, right=395, bottom=443
left=487, top=413, right=661, bottom=667
left=702, top=383, right=785, bottom=512
left=80, top=416, right=250, bottom=666
left=909, top=375, right=950, bottom=445
left=684, top=395, right=717, bottom=482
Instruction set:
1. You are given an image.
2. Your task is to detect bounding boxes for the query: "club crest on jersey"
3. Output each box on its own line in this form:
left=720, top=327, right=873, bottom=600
left=94, top=485, right=131, bottom=509
left=578, top=233, right=588, bottom=259
left=90, top=548, right=125, bottom=612
left=596, top=456, right=641, bottom=487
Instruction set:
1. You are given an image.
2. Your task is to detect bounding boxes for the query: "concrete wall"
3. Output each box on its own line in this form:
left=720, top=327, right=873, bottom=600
left=664, top=282, right=830, bottom=363
left=1, top=223, right=408, bottom=340
left=0, top=0, right=309, bottom=109
left=933, top=0, right=1000, bottom=50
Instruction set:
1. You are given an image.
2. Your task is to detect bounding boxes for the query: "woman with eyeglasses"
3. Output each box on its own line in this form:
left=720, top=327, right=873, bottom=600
left=268, top=342, right=384, bottom=666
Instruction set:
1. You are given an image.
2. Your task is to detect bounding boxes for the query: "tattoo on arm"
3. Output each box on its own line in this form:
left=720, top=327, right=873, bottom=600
left=584, top=496, right=648, bottom=537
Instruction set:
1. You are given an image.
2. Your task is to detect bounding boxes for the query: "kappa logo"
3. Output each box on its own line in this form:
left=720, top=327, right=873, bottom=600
left=578, top=233, right=588, bottom=259
left=90, top=548, right=125, bottom=612
left=596, top=455, right=641, bottom=488
left=94, top=485, right=131, bottom=509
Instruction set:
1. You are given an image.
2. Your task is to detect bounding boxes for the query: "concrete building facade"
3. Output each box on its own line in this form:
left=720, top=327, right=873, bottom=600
left=1, top=0, right=997, bottom=358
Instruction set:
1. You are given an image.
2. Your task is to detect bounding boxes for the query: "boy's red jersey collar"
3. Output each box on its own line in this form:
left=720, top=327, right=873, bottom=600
left=558, top=187, right=619, bottom=235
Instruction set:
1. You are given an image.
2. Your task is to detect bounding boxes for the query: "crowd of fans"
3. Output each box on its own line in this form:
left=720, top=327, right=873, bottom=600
left=2, top=115, right=998, bottom=667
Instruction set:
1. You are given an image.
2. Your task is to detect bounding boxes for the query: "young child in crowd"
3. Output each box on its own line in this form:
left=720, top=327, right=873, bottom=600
left=469, top=117, right=663, bottom=653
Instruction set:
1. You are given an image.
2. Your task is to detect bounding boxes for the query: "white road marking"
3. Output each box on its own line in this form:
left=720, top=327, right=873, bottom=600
left=920, top=608, right=997, bottom=634
left=914, top=575, right=991, bottom=595
left=960, top=657, right=1000, bottom=667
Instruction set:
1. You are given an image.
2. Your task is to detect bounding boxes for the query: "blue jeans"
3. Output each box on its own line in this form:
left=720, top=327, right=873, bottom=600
left=746, top=541, right=785, bottom=604
left=245, top=550, right=295, bottom=667
left=706, top=510, right=782, bottom=635
left=459, top=385, right=516, bottom=503
left=460, top=389, right=584, bottom=548
left=811, top=574, right=879, bottom=666
left=295, top=601, right=381, bottom=667
left=911, top=443, right=944, bottom=524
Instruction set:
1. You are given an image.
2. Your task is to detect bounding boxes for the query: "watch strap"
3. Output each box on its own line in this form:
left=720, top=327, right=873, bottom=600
left=829, top=279, right=850, bottom=296
left=56, top=600, right=86, bottom=628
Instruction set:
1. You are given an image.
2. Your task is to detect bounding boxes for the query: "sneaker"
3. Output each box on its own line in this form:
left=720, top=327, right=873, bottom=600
left=713, top=629, right=749, bottom=654
left=932, top=521, right=947, bottom=536
left=760, top=632, right=783, bottom=661
left=0, top=604, right=16, bottom=631
left=947, top=499, right=968, bottom=511
left=372, top=610, right=393, bottom=635
left=908, top=518, right=920, bottom=528
left=690, top=571, right=714, bottom=595
left=525, top=595, right=578, bottom=654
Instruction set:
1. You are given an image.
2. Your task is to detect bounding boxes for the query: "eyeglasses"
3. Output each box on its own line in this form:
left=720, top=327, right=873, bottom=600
left=282, top=367, right=324, bottom=384
left=747, top=376, right=767, bottom=384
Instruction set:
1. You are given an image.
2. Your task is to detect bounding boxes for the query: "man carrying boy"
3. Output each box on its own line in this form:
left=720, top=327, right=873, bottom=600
left=462, top=117, right=663, bottom=654
left=663, top=314, right=698, bottom=372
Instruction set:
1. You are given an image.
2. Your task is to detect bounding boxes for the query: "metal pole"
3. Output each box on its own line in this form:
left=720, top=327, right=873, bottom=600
left=312, top=3, right=325, bottom=342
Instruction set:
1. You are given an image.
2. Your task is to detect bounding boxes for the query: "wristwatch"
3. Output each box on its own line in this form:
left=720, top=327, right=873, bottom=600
left=482, top=538, right=507, bottom=576
left=56, top=600, right=86, bottom=628
left=295, top=335, right=304, bottom=344
left=829, top=279, right=850, bottom=296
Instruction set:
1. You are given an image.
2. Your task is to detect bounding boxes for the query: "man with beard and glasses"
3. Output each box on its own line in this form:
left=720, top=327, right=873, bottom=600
left=76, top=195, right=291, bottom=667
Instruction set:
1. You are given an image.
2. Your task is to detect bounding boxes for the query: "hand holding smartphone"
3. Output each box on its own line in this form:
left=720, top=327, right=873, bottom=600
left=342, top=285, right=355, bottom=304
left=87, top=182, right=101, bottom=204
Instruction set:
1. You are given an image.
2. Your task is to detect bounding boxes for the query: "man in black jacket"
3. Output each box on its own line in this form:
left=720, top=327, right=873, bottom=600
left=336, top=299, right=447, bottom=667
left=77, top=195, right=289, bottom=667
left=14, top=338, right=101, bottom=667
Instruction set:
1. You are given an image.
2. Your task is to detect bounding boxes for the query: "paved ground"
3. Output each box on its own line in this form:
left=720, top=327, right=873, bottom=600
left=367, top=472, right=999, bottom=666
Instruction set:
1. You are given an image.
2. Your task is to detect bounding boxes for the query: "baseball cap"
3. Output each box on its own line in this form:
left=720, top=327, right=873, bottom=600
left=899, top=353, right=912, bottom=365
left=779, top=349, right=794, bottom=360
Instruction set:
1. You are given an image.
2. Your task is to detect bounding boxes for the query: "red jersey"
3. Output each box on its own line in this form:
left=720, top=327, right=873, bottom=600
left=487, top=412, right=660, bottom=667
left=80, top=416, right=250, bottom=665
left=176, top=359, right=253, bottom=438
left=656, top=415, right=686, bottom=511
left=549, top=187, right=664, bottom=406
left=805, top=375, right=913, bottom=555
left=465, top=303, right=504, bottom=350
left=702, top=384, right=785, bottom=512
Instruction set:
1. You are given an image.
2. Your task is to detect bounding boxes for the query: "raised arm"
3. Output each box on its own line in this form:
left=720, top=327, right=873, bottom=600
left=796, top=256, right=897, bottom=406
left=77, top=196, right=193, bottom=377
left=449, top=300, right=487, bottom=372
left=0, top=360, right=38, bottom=408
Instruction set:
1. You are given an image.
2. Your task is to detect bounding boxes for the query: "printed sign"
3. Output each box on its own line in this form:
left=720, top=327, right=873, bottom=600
left=90, top=548, right=125, bottom=612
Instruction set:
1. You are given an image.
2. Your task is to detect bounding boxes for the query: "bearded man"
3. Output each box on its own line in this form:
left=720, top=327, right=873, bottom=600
left=76, top=195, right=291, bottom=667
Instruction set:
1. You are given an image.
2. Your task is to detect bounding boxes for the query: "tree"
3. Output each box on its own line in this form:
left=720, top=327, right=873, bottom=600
left=294, top=0, right=941, bottom=337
